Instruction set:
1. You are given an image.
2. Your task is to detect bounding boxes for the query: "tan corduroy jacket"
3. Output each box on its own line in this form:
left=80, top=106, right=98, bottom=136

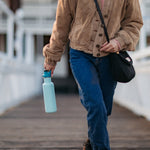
left=43, top=0, right=143, bottom=66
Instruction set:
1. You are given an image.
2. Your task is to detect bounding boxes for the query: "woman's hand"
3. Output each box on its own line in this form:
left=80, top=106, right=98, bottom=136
left=44, top=62, right=56, bottom=77
left=100, top=39, right=120, bottom=53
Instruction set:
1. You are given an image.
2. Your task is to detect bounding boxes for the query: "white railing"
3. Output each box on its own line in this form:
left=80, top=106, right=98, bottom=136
left=0, top=0, right=42, bottom=114
left=0, top=0, right=14, bottom=59
left=1, top=0, right=150, bottom=117
left=15, top=1, right=68, bottom=77
left=139, top=0, right=150, bottom=49
left=0, top=0, right=68, bottom=114
left=114, top=47, right=150, bottom=121
left=114, top=1, right=150, bottom=121
left=15, top=3, right=57, bottom=64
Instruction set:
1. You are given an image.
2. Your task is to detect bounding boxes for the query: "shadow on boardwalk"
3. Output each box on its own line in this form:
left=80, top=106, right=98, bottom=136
left=0, top=95, right=150, bottom=150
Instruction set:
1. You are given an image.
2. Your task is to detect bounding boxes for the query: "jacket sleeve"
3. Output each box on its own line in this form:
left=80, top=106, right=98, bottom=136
left=43, top=0, right=76, bottom=65
left=115, top=0, right=143, bottom=51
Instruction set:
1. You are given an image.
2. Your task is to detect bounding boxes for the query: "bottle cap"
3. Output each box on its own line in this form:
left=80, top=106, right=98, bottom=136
left=42, top=70, right=51, bottom=78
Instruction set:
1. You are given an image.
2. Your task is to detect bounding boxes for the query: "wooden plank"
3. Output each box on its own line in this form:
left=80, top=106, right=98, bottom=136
left=0, top=95, right=150, bottom=150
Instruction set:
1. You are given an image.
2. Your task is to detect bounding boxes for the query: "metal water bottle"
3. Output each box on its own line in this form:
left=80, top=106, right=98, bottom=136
left=42, top=70, right=57, bottom=113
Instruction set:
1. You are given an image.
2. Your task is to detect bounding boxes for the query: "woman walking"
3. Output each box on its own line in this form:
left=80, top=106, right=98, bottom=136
left=43, top=0, right=143, bottom=149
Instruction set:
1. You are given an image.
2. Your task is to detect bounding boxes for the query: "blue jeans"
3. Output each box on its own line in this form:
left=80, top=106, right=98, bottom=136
left=69, top=48, right=117, bottom=150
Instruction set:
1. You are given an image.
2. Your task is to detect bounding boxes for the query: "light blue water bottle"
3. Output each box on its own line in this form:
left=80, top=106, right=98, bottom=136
left=42, top=70, right=57, bottom=113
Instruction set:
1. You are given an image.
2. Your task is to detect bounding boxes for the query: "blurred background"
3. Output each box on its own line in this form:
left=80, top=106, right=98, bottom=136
left=0, top=0, right=150, bottom=121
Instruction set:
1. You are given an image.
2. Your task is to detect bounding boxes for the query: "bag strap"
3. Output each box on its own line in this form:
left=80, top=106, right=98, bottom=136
left=93, top=0, right=110, bottom=43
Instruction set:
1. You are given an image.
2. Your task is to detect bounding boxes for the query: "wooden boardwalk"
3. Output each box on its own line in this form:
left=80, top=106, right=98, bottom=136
left=0, top=95, right=150, bottom=150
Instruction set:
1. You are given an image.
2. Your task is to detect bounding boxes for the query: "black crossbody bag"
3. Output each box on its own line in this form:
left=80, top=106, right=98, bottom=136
left=94, top=0, right=135, bottom=83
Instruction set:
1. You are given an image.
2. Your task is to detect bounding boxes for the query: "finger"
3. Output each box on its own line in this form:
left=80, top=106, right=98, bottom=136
left=105, top=44, right=119, bottom=53
left=101, top=44, right=116, bottom=53
left=104, top=47, right=114, bottom=53
left=106, top=47, right=119, bottom=53
left=47, top=65, right=52, bottom=71
left=101, top=40, right=119, bottom=53
left=51, top=67, right=55, bottom=77
left=51, top=70, right=54, bottom=77
left=100, top=43, right=112, bottom=51
left=101, top=42, right=108, bottom=48
left=45, top=66, right=49, bottom=71
left=44, top=63, right=49, bottom=71
left=44, top=63, right=47, bottom=69
left=45, top=66, right=50, bottom=71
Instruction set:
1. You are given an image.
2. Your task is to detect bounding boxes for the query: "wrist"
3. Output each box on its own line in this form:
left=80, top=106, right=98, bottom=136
left=114, top=39, right=121, bottom=51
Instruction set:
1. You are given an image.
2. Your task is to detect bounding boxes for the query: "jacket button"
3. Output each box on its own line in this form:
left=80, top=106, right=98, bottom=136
left=104, top=14, right=108, bottom=18
left=99, top=33, right=103, bottom=37
left=97, top=53, right=100, bottom=57
left=96, top=44, right=100, bottom=48
left=94, top=30, right=97, bottom=32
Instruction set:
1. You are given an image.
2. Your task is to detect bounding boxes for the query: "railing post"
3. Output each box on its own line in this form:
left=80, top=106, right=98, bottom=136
left=139, top=0, right=147, bottom=50
left=0, top=0, right=15, bottom=59
left=7, top=16, right=14, bottom=58
left=25, top=32, right=34, bottom=64
left=15, top=11, right=24, bottom=62
left=15, top=27, right=24, bottom=62
left=139, top=27, right=147, bottom=50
